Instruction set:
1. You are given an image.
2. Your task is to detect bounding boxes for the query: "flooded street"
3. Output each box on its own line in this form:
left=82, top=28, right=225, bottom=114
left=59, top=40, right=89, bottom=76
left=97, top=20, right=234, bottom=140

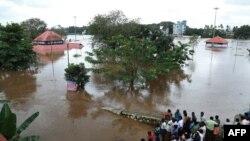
left=1, top=35, right=250, bottom=141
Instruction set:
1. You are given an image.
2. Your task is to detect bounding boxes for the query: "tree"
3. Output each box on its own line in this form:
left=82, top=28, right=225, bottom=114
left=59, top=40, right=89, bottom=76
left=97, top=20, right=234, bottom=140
left=51, top=25, right=67, bottom=38
left=184, top=26, right=226, bottom=38
left=234, top=25, right=250, bottom=39
left=232, top=26, right=238, bottom=32
left=219, top=24, right=224, bottom=30
left=88, top=10, right=140, bottom=43
left=86, top=10, right=192, bottom=90
left=159, top=21, right=174, bottom=34
left=21, top=18, right=47, bottom=40
left=0, top=23, right=35, bottom=70
left=189, top=35, right=199, bottom=48
left=214, top=29, right=226, bottom=38
left=86, top=35, right=192, bottom=90
left=146, top=21, right=174, bottom=34
left=66, top=26, right=87, bottom=35
left=185, top=27, right=204, bottom=36
left=86, top=35, right=157, bottom=90
left=226, top=25, right=231, bottom=32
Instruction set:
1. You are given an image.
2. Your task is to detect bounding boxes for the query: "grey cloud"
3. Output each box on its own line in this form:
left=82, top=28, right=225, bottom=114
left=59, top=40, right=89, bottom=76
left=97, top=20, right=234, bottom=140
left=0, top=5, right=16, bottom=20
left=9, top=0, right=51, bottom=8
left=225, top=0, right=250, bottom=6
left=0, top=3, right=26, bottom=24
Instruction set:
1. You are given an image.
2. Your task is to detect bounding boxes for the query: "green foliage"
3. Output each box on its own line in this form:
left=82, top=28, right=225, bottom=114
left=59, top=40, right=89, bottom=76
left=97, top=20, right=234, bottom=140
left=0, top=23, right=35, bottom=70
left=16, top=112, right=39, bottom=135
left=185, top=25, right=226, bottom=38
left=64, top=63, right=89, bottom=89
left=21, top=18, right=47, bottom=40
left=73, top=54, right=81, bottom=58
left=146, top=21, right=174, bottom=34
left=16, top=136, right=39, bottom=141
left=0, top=103, right=39, bottom=140
left=234, top=25, right=250, bottom=39
left=0, top=103, right=17, bottom=139
left=51, top=25, right=67, bottom=38
left=87, top=10, right=192, bottom=90
left=88, top=10, right=140, bottom=43
left=66, top=26, right=87, bottom=35
left=189, top=35, right=199, bottom=49
left=86, top=34, right=191, bottom=90
left=90, top=35, right=158, bottom=89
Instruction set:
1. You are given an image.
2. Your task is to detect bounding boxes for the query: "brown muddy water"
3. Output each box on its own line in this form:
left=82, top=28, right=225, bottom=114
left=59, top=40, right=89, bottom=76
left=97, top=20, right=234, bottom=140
left=0, top=35, right=250, bottom=141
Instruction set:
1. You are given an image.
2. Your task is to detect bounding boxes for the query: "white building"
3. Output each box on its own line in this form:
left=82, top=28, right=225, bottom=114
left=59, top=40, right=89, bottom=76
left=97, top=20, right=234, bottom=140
left=173, top=20, right=187, bottom=35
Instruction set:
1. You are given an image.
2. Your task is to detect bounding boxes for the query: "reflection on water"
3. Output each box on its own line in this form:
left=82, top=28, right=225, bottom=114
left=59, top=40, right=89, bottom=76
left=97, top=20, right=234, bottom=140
left=148, top=70, right=191, bottom=92
left=37, top=53, right=65, bottom=65
left=0, top=70, right=37, bottom=110
left=0, top=36, right=250, bottom=141
left=0, top=71, right=36, bottom=98
left=66, top=91, right=92, bottom=119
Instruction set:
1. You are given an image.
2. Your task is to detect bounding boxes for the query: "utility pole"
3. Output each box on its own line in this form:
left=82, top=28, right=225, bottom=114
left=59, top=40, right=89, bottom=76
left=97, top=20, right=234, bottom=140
left=74, top=16, right=77, bottom=41
left=212, top=7, right=219, bottom=38
left=67, top=43, right=70, bottom=66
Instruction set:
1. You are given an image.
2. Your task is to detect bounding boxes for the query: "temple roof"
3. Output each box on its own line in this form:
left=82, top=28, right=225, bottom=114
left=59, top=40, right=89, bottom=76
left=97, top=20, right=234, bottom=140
left=33, top=31, right=63, bottom=41
left=206, top=36, right=228, bottom=44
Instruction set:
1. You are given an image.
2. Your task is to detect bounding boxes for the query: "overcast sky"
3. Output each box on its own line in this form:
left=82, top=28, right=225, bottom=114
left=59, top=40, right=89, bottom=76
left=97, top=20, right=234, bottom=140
left=1, top=0, right=250, bottom=28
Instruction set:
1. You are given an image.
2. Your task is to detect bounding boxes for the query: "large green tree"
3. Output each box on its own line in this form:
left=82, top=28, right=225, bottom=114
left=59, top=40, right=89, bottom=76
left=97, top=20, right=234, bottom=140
left=0, top=23, right=35, bottom=70
left=86, top=10, right=192, bottom=90
left=88, top=10, right=140, bottom=43
left=21, top=18, right=47, bottom=40
left=86, top=35, right=157, bottom=90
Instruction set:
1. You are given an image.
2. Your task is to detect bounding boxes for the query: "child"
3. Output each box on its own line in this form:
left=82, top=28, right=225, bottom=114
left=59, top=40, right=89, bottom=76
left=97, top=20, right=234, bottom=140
left=147, top=131, right=154, bottom=141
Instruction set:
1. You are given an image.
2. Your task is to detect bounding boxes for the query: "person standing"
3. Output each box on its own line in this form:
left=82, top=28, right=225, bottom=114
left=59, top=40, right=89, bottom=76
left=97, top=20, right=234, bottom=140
left=175, top=109, right=182, bottom=121
left=233, top=118, right=240, bottom=125
left=154, top=124, right=161, bottom=141
left=160, top=118, right=167, bottom=141
left=214, top=115, right=220, bottom=126
left=164, top=109, right=173, bottom=121
left=191, top=112, right=197, bottom=123
left=200, top=112, right=206, bottom=122
left=205, top=116, right=218, bottom=141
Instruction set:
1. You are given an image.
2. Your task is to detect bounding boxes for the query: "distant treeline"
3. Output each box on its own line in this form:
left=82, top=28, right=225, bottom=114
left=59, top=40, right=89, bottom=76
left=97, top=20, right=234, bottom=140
left=10, top=17, right=250, bottom=40
left=65, top=21, right=175, bottom=35
left=67, top=24, right=250, bottom=40
left=185, top=24, right=250, bottom=39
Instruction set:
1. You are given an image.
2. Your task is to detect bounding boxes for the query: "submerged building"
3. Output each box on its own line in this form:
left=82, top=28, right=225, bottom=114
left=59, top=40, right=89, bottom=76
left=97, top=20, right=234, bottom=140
left=33, top=31, right=83, bottom=55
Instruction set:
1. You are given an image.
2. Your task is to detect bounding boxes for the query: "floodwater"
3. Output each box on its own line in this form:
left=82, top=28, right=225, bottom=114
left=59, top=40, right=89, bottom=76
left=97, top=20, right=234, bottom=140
left=0, top=35, right=250, bottom=141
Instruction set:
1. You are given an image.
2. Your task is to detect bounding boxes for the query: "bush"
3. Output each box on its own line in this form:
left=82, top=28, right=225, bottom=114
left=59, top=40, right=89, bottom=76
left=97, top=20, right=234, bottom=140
left=64, top=63, right=89, bottom=90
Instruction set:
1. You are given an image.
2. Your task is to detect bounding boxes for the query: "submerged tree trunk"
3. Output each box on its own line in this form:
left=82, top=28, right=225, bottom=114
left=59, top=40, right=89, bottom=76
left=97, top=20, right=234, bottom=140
left=129, top=79, right=134, bottom=91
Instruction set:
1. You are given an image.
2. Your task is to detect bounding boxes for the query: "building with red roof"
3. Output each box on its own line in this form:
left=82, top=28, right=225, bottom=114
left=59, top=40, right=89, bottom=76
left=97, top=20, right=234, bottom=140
left=33, top=31, right=63, bottom=45
left=33, top=31, right=83, bottom=55
left=205, top=36, right=228, bottom=47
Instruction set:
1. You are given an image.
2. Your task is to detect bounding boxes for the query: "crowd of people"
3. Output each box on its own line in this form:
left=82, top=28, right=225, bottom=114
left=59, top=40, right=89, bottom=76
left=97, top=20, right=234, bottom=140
left=141, top=109, right=250, bottom=141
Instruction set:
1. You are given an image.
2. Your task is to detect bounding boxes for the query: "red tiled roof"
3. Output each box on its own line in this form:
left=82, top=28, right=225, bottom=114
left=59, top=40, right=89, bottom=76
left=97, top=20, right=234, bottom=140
left=33, top=31, right=62, bottom=41
left=206, top=36, right=228, bottom=44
